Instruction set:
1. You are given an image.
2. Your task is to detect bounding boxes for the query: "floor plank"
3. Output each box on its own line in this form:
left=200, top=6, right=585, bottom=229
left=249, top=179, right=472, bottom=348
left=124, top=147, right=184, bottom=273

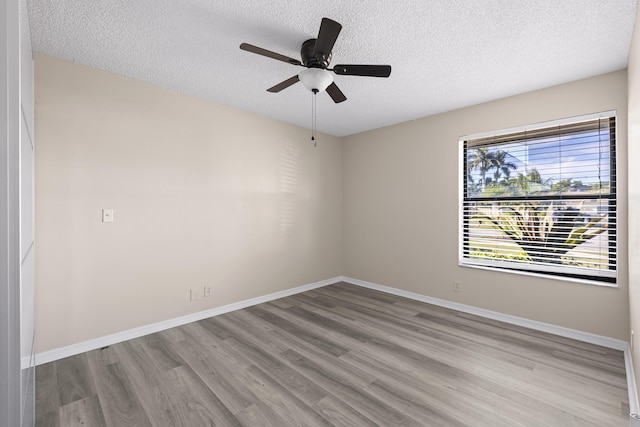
left=35, top=362, right=60, bottom=427
left=58, top=395, right=106, bottom=427
left=35, top=282, right=630, bottom=426
left=85, top=349, right=152, bottom=427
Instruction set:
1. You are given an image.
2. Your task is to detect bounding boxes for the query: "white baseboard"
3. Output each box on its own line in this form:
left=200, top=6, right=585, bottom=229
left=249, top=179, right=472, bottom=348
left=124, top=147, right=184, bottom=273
left=340, top=276, right=627, bottom=350
left=32, top=276, right=341, bottom=367
left=340, top=276, right=638, bottom=417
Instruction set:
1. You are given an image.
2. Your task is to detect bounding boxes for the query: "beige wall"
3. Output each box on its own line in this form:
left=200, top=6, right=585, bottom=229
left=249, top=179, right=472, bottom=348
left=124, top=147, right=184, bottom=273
left=343, top=71, right=629, bottom=340
left=35, top=51, right=631, bottom=355
left=628, top=4, right=640, bottom=409
left=34, top=54, right=342, bottom=353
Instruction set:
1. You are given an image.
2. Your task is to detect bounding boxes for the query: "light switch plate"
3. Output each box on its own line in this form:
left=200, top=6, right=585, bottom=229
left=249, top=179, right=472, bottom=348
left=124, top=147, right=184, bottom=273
left=102, top=209, right=114, bottom=223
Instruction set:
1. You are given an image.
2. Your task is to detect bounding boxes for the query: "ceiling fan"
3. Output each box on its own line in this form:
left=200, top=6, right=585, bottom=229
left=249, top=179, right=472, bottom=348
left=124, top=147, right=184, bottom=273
left=240, top=17, right=392, bottom=103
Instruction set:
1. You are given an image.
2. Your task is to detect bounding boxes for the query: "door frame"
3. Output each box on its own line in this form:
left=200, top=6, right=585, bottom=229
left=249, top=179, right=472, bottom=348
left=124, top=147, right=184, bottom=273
left=1, top=0, right=23, bottom=425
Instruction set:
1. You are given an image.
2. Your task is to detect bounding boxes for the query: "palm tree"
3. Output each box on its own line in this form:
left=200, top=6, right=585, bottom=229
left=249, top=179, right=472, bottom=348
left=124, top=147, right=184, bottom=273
left=527, top=168, right=545, bottom=184
left=514, top=173, right=529, bottom=189
left=510, top=173, right=530, bottom=194
left=491, top=150, right=517, bottom=184
left=511, top=168, right=551, bottom=194
left=468, top=147, right=494, bottom=190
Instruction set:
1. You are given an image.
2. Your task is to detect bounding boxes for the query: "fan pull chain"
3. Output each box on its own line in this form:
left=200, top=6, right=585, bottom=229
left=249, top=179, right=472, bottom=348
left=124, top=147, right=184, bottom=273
left=311, top=90, right=318, bottom=147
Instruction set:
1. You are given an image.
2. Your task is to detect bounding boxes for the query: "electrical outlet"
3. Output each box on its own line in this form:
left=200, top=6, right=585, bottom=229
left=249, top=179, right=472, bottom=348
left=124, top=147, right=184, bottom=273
left=453, top=281, right=461, bottom=292
left=102, top=209, right=114, bottom=223
left=203, top=285, right=212, bottom=298
left=190, top=288, right=200, bottom=301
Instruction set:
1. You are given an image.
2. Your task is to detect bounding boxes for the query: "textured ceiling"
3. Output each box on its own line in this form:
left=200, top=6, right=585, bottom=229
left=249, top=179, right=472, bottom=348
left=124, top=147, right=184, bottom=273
left=29, top=0, right=638, bottom=137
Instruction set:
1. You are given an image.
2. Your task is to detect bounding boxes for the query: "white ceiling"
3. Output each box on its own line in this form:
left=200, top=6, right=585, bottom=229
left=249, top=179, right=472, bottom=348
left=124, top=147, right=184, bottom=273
left=28, top=0, right=639, bottom=137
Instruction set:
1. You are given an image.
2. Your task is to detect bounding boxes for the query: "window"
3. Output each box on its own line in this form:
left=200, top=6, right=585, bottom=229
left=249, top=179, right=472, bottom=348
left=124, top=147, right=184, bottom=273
left=459, top=112, right=617, bottom=285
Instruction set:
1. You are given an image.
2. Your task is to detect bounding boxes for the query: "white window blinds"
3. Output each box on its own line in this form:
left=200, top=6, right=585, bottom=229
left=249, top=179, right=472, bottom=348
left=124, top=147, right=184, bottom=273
left=460, top=113, right=616, bottom=284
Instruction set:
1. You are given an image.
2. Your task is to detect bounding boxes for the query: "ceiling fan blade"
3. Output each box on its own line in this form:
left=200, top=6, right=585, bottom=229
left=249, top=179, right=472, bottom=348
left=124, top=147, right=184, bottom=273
left=240, top=43, right=302, bottom=66
left=313, top=18, right=342, bottom=57
left=333, top=64, right=392, bottom=77
left=326, top=82, right=346, bottom=103
left=267, top=75, right=300, bottom=93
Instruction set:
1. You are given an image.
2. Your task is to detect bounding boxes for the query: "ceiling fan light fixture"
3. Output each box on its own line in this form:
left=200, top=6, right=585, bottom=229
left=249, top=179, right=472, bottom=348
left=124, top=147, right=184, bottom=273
left=298, top=68, right=333, bottom=93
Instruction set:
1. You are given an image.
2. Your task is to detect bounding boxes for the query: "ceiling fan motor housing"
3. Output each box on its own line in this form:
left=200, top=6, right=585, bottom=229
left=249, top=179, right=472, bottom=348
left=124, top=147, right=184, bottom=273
left=301, top=39, right=331, bottom=68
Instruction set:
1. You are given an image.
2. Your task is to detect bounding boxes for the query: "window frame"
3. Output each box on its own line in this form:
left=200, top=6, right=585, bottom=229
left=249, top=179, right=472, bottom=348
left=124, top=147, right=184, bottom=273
left=458, top=111, right=618, bottom=287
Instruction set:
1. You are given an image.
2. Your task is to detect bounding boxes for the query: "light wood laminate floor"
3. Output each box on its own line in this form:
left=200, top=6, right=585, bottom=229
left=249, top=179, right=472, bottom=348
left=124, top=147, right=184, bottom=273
left=35, top=282, right=630, bottom=426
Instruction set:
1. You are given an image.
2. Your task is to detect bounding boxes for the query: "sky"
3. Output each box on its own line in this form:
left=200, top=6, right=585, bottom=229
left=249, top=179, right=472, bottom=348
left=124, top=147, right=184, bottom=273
left=467, top=130, right=611, bottom=188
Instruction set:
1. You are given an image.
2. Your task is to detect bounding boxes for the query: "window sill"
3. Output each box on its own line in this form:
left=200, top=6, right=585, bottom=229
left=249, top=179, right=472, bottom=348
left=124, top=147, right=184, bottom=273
left=459, top=261, right=618, bottom=288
